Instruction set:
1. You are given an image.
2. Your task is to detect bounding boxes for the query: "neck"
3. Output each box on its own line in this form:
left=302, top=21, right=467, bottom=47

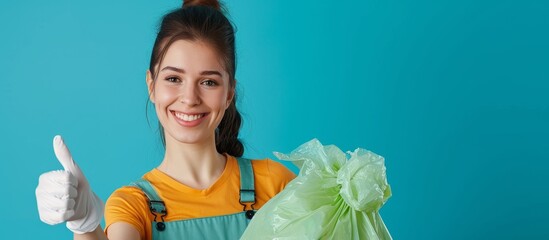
left=157, top=134, right=226, bottom=190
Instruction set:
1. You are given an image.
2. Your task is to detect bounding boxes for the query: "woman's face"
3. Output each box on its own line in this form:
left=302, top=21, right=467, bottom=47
left=147, top=40, right=234, bottom=146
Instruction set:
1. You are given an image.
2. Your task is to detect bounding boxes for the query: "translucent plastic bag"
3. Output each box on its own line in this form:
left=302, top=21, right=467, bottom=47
left=241, top=139, right=392, bottom=240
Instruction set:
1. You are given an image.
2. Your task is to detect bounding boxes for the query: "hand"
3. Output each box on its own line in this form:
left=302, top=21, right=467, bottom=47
left=35, top=135, right=104, bottom=234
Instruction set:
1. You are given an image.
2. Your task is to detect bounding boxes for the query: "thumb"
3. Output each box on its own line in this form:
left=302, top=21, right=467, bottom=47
left=53, top=135, right=85, bottom=181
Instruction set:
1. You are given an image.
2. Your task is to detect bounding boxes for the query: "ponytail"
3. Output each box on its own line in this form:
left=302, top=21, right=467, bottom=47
left=216, top=98, right=244, bottom=157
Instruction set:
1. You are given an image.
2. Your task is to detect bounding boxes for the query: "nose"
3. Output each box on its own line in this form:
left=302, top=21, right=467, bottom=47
left=180, top=82, right=201, bottom=106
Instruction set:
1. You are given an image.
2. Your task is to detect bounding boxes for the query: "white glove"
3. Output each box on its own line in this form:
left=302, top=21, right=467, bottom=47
left=35, top=135, right=104, bottom=234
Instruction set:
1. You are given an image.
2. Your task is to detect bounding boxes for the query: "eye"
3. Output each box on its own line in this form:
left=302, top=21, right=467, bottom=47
left=201, top=79, right=218, bottom=87
left=165, top=76, right=180, bottom=83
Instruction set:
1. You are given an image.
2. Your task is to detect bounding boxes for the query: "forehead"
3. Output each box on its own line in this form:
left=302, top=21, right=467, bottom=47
left=160, top=40, right=226, bottom=73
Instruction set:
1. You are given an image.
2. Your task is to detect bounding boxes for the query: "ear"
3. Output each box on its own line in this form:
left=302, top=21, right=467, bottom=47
left=146, top=70, right=155, bottom=103
left=226, top=80, right=236, bottom=109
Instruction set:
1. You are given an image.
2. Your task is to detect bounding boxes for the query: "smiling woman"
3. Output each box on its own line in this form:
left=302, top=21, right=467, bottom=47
left=34, top=1, right=296, bottom=240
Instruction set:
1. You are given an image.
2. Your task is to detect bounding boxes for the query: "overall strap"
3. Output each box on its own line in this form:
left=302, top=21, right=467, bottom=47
left=237, top=157, right=256, bottom=219
left=129, top=179, right=167, bottom=231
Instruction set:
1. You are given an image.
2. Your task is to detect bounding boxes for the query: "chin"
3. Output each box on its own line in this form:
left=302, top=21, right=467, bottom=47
left=166, top=131, right=212, bottom=145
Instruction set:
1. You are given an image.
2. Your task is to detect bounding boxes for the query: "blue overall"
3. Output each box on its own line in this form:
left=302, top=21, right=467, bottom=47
left=129, top=158, right=256, bottom=240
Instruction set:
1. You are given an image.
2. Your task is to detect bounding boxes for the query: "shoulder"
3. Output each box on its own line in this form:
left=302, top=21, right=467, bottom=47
left=106, top=185, right=149, bottom=208
left=105, top=184, right=149, bottom=217
left=106, top=171, right=158, bottom=208
left=251, top=158, right=295, bottom=176
left=249, top=157, right=296, bottom=192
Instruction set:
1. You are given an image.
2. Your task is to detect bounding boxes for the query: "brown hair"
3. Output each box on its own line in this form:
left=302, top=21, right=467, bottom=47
left=148, top=0, right=243, bottom=157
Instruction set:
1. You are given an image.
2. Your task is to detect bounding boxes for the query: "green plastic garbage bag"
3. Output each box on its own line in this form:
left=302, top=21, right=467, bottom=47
left=241, top=139, right=392, bottom=240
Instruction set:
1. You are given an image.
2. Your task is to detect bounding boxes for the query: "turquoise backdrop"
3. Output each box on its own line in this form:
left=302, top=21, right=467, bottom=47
left=1, top=0, right=547, bottom=239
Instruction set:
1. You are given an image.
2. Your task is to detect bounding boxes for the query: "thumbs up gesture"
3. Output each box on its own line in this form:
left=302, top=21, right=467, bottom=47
left=35, top=135, right=104, bottom=234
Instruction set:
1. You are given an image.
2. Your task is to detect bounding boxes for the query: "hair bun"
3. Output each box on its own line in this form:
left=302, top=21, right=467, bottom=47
left=182, top=0, right=221, bottom=10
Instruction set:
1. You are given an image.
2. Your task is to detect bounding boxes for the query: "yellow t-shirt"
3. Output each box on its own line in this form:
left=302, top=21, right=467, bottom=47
left=104, top=154, right=296, bottom=239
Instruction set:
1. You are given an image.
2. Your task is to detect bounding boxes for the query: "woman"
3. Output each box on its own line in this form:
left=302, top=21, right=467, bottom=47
left=35, top=1, right=296, bottom=239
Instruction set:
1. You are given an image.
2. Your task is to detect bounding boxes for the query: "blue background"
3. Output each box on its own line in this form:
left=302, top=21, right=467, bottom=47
left=1, top=0, right=548, bottom=239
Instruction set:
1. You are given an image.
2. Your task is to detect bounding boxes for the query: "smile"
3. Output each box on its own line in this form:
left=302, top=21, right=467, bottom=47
left=173, top=111, right=206, bottom=122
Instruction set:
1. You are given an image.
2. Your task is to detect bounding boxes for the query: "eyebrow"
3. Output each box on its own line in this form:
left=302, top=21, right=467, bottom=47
left=161, top=66, right=185, bottom=74
left=161, top=66, right=223, bottom=77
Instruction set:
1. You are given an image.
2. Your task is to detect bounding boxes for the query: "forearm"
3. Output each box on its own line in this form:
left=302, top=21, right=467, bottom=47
left=74, top=225, right=108, bottom=240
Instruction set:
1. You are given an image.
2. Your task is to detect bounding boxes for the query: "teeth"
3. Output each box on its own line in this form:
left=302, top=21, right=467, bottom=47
left=175, top=112, right=204, bottom=121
